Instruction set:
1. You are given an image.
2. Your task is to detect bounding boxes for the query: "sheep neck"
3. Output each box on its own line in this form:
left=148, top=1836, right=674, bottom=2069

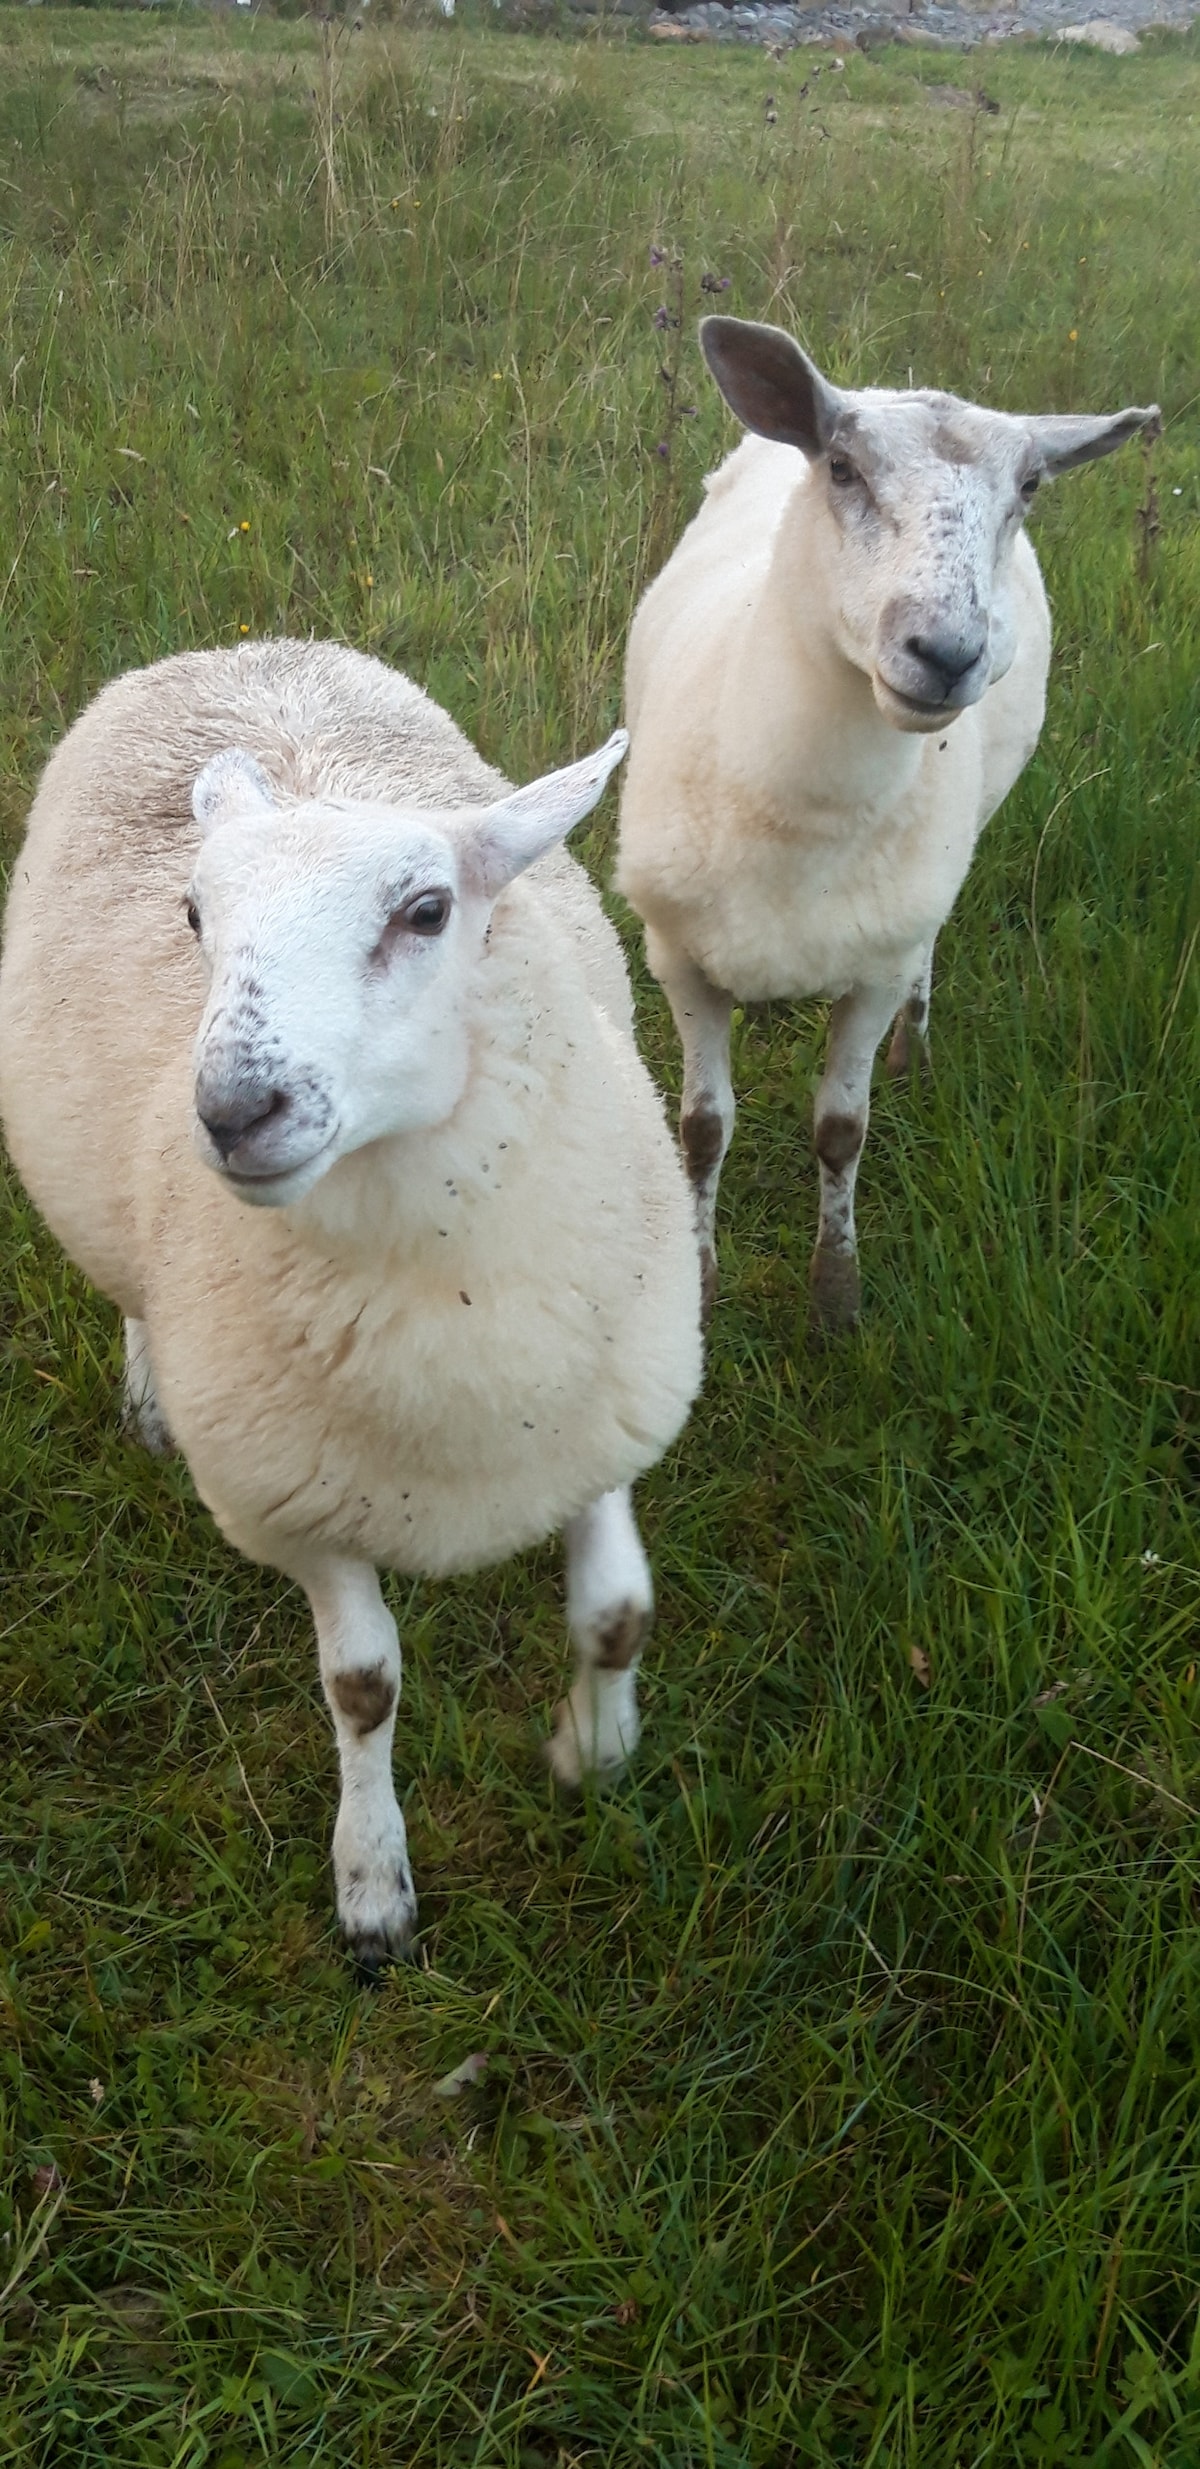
left=726, top=480, right=928, bottom=832
left=283, top=923, right=562, bottom=1271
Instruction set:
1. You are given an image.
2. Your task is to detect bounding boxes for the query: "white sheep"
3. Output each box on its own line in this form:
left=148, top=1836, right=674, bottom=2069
left=0, top=640, right=703, bottom=1968
left=616, top=316, right=1160, bottom=1331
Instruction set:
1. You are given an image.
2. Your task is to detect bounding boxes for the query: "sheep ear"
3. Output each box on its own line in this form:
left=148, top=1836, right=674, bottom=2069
left=467, top=731, right=630, bottom=897
left=1029, top=403, right=1162, bottom=475
left=192, top=749, right=277, bottom=835
left=700, top=315, right=842, bottom=457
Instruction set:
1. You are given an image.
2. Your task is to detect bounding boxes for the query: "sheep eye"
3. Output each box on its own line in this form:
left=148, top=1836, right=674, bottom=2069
left=1020, top=470, right=1042, bottom=501
left=185, top=899, right=201, bottom=936
left=374, top=887, right=454, bottom=963
left=828, top=455, right=858, bottom=488
left=399, top=890, right=451, bottom=937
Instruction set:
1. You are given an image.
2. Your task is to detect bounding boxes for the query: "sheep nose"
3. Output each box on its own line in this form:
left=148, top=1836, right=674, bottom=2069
left=903, top=628, right=987, bottom=690
left=197, top=1086, right=289, bottom=1161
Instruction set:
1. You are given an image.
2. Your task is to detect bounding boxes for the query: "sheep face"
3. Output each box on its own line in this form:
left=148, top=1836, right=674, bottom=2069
left=700, top=316, right=1159, bottom=737
left=185, top=734, right=628, bottom=1208
left=816, top=395, right=1036, bottom=732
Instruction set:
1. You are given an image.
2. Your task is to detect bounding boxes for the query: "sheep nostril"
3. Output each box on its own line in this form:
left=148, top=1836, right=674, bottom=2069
left=904, top=631, right=986, bottom=688
left=198, top=1087, right=289, bottom=1162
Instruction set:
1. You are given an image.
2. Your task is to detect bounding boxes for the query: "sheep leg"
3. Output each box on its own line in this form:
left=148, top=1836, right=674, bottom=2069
left=303, top=1555, right=416, bottom=1971
left=122, top=1316, right=174, bottom=1456
left=810, top=981, right=903, bottom=1339
left=546, top=1486, right=653, bottom=1789
left=885, top=946, right=934, bottom=1080
left=648, top=933, right=734, bottom=1320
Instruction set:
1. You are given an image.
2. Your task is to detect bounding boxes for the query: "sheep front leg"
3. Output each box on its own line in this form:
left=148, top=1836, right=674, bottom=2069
left=885, top=945, right=934, bottom=1080
left=647, top=932, right=734, bottom=1320
left=546, top=1487, right=653, bottom=1789
left=304, top=1555, right=416, bottom=1971
left=122, top=1316, right=173, bottom=1456
left=811, top=981, right=905, bottom=1338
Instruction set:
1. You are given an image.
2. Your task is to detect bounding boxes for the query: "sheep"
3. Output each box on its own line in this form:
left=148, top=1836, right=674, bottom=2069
left=616, top=315, right=1160, bottom=1332
left=0, top=639, right=703, bottom=1969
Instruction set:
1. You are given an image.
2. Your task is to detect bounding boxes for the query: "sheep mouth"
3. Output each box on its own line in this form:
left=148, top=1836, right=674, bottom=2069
left=871, top=674, right=971, bottom=734
left=218, top=1138, right=339, bottom=1207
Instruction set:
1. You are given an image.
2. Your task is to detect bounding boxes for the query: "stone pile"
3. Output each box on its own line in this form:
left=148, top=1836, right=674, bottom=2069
left=645, top=0, right=1198, bottom=44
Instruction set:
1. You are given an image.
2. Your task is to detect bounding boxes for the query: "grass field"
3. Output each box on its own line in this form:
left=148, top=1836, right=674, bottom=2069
left=2, top=7, right=1200, bottom=2462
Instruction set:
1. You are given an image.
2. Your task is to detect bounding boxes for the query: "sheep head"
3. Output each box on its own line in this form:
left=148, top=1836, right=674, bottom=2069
left=700, top=315, right=1160, bottom=736
left=183, top=731, right=628, bottom=1206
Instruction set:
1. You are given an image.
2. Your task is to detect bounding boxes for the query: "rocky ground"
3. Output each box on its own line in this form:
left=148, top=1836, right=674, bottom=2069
left=642, top=0, right=1197, bottom=50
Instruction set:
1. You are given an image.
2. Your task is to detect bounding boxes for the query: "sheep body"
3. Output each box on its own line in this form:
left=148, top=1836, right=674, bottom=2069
left=120, top=989, right=694, bottom=1583
left=620, top=435, right=1049, bottom=1007
left=0, top=640, right=702, bottom=1959
left=615, top=320, right=1158, bottom=1330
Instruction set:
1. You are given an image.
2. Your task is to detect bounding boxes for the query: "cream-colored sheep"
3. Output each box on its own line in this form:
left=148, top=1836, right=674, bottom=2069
left=0, top=640, right=703, bottom=1967
left=617, top=316, right=1159, bottom=1332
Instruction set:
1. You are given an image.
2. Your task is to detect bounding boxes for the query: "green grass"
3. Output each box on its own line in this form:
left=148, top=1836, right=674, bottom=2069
left=2, top=8, right=1200, bottom=2462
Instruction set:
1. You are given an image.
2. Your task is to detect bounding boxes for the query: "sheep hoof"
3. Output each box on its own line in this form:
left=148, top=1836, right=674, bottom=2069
left=337, top=1862, right=418, bottom=1974
left=807, top=1248, right=861, bottom=1343
left=349, top=1926, right=419, bottom=1985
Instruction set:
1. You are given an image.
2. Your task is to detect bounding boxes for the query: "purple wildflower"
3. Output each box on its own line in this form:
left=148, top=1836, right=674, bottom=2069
left=648, top=246, right=666, bottom=267
left=653, top=305, right=671, bottom=331
left=699, top=273, right=731, bottom=295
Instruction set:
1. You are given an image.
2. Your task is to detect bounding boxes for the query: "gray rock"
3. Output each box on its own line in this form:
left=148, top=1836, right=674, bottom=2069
left=1059, top=14, right=1142, bottom=42
left=647, top=0, right=1197, bottom=41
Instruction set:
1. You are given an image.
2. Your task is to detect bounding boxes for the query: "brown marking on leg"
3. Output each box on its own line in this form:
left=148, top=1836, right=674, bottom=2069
left=814, top=1110, right=865, bottom=1175
left=886, top=1000, right=930, bottom=1082
left=592, top=1601, right=649, bottom=1672
left=700, top=1242, right=719, bottom=1325
left=681, top=1105, right=726, bottom=1186
left=331, top=1661, right=396, bottom=1738
left=885, top=1014, right=912, bottom=1079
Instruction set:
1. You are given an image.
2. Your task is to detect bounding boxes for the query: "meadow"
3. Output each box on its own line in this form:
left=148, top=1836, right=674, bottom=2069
left=2, top=6, right=1200, bottom=2461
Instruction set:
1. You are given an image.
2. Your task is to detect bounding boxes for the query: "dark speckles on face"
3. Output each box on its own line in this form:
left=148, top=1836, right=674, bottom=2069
left=930, top=422, right=979, bottom=469
left=930, top=499, right=962, bottom=537
left=195, top=950, right=338, bottom=1175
